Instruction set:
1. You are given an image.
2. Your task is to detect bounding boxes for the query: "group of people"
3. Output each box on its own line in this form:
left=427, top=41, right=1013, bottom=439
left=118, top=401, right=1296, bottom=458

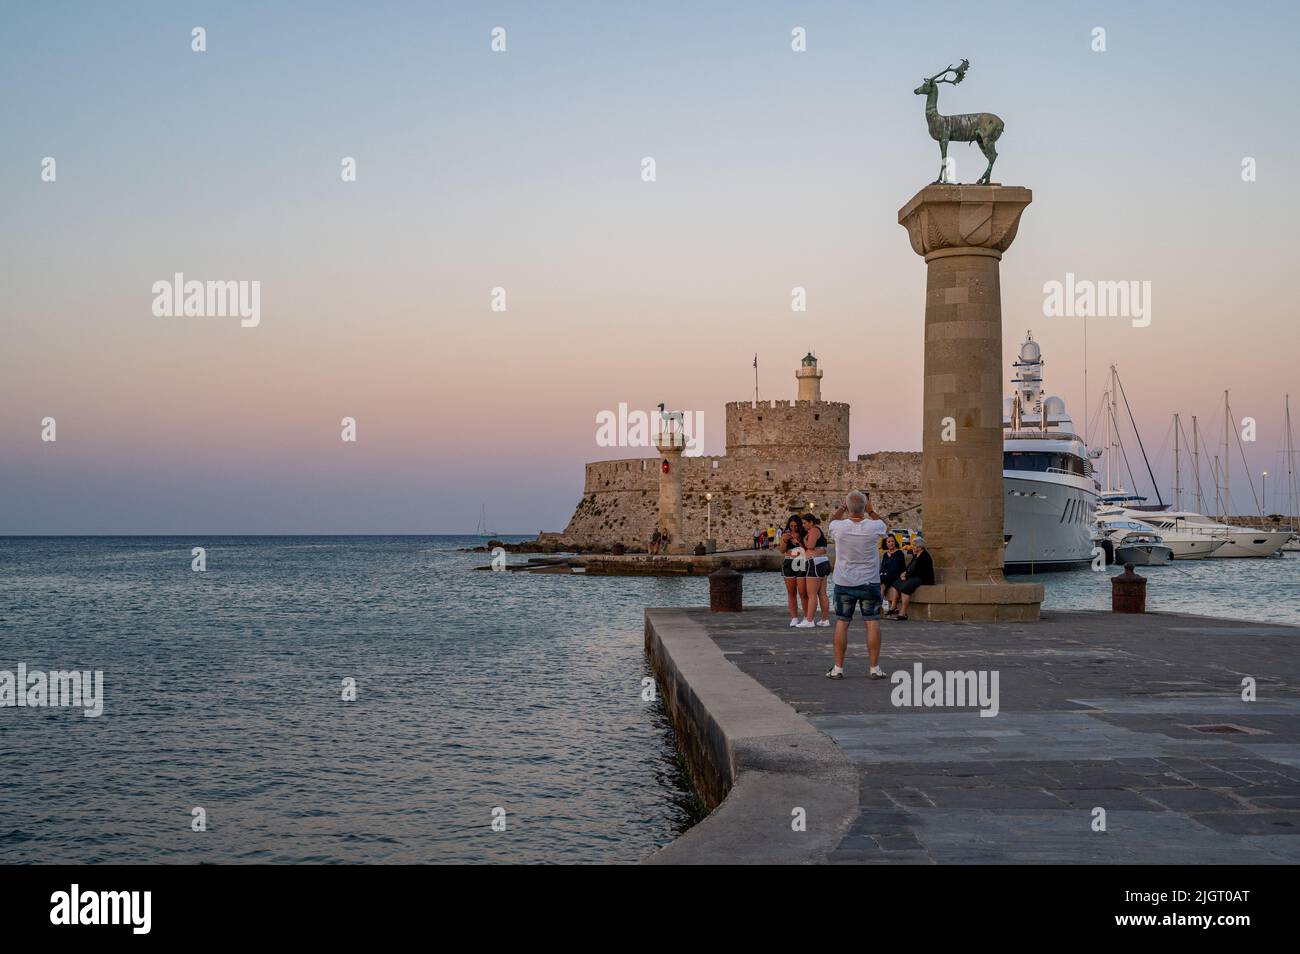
left=648, top=527, right=672, bottom=554
left=779, top=491, right=935, bottom=680
left=778, top=513, right=833, bottom=627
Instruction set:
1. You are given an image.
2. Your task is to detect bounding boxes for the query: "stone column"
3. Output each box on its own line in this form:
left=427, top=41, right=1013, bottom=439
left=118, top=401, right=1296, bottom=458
left=656, top=434, right=687, bottom=554
left=898, top=184, right=1043, bottom=621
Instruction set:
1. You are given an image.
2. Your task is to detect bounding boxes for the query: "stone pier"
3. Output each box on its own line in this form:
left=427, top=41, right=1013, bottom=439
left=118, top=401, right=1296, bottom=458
left=898, top=184, right=1043, bottom=621
left=644, top=606, right=1300, bottom=864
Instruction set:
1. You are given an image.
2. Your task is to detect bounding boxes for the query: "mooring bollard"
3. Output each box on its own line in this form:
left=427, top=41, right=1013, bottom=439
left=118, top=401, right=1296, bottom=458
left=709, top=560, right=742, bottom=612
left=1111, top=563, right=1147, bottom=613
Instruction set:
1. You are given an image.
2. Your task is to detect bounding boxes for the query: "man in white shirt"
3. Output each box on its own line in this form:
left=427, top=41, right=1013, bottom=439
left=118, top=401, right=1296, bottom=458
left=824, top=490, right=889, bottom=680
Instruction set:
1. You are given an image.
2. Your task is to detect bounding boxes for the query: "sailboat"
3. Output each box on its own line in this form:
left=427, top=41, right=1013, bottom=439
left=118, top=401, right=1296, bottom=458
left=475, top=504, right=498, bottom=539
left=1112, top=391, right=1289, bottom=558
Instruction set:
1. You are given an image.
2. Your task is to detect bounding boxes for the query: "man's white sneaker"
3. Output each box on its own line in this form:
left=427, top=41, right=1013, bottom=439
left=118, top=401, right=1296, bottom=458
left=825, top=666, right=844, bottom=680
left=789, top=617, right=801, bottom=627
left=815, top=619, right=831, bottom=627
left=870, top=665, right=887, bottom=679
left=796, top=619, right=815, bottom=628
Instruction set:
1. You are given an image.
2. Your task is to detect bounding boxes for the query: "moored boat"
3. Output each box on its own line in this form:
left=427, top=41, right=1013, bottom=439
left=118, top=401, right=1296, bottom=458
left=1095, top=515, right=1174, bottom=566
left=1002, top=333, right=1097, bottom=573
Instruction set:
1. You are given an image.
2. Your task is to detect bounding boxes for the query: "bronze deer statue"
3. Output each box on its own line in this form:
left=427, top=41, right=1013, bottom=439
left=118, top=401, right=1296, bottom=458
left=914, top=59, right=1004, bottom=185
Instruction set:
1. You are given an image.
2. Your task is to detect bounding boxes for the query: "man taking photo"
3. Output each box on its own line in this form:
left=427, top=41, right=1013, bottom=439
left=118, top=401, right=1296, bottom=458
left=825, top=491, right=889, bottom=680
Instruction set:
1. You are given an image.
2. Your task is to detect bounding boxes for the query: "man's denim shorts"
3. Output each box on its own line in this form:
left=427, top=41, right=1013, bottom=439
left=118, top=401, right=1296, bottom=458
left=833, top=582, right=882, bottom=621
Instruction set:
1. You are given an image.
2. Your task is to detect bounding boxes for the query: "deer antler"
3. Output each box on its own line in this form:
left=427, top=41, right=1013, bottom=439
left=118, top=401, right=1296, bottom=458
left=932, top=58, right=971, bottom=85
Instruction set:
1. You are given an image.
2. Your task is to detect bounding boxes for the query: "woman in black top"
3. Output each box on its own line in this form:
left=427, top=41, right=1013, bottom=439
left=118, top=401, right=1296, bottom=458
left=879, top=535, right=906, bottom=610
left=799, top=514, right=831, bottom=626
left=779, top=514, right=807, bottom=627
left=888, top=537, right=934, bottom=621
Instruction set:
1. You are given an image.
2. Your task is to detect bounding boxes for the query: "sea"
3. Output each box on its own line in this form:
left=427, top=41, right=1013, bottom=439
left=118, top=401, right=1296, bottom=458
left=1, top=535, right=1296, bottom=864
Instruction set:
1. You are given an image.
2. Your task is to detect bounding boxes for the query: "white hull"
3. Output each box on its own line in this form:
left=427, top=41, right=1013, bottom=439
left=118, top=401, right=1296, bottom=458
left=1163, top=536, right=1227, bottom=560
left=1113, top=509, right=1291, bottom=559
left=1115, top=543, right=1173, bottom=566
left=1208, top=530, right=1292, bottom=558
left=1003, top=473, right=1096, bottom=571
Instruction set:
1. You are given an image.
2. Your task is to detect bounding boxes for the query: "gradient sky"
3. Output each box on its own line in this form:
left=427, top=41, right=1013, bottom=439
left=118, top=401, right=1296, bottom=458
left=3, top=1, right=1298, bottom=533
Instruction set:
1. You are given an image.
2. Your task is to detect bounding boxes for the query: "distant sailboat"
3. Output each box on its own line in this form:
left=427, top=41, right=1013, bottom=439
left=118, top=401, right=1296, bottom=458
left=476, top=504, right=498, bottom=538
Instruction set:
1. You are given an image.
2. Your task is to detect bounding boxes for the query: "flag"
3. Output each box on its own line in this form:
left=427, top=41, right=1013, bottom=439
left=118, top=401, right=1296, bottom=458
left=753, top=354, right=757, bottom=369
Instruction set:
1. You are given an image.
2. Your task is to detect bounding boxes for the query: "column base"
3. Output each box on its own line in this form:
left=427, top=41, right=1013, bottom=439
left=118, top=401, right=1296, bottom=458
left=907, top=583, right=1044, bottom=622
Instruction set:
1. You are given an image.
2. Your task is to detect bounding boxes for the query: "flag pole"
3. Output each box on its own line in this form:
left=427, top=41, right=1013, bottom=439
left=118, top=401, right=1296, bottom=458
left=753, top=353, right=759, bottom=404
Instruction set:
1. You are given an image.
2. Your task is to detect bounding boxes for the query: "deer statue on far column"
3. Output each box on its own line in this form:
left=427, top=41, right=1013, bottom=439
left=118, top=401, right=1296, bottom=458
left=914, top=59, right=1004, bottom=185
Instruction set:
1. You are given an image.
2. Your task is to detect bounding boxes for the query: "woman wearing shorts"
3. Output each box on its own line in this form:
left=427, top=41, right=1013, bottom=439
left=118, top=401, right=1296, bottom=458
left=799, top=514, right=831, bottom=627
left=779, top=514, right=807, bottom=627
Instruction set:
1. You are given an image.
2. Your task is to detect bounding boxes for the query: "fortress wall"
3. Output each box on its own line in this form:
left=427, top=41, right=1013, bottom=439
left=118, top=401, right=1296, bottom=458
left=563, top=451, right=922, bottom=550
left=558, top=356, right=920, bottom=552
left=725, top=401, right=850, bottom=462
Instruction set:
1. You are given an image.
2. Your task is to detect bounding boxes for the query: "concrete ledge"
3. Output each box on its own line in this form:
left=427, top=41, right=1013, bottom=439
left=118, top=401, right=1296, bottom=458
left=642, top=608, right=859, bottom=864
left=583, top=551, right=782, bottom=576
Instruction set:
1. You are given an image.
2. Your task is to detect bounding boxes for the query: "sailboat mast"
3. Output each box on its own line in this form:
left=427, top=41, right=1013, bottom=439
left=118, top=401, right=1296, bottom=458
left=1106, top=365, right=1117, bottom=492
left=1192, top=415, right=1203, bottom=513
left=1223, top=390, right=1230, bottom=520
left=1103, top=385, right=1111, bottom=491
left=1173, top=413, right=1181, bottom=510
left=1082, top=318, right=1088, bottom=445
left=1287, top=394, right=1296, bottom=530
left=1213, top=456, right=1222, bottom=515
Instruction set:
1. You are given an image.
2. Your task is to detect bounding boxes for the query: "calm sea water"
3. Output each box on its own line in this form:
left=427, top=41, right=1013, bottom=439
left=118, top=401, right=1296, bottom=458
left=0, top=536, right=709, bottom=865
left=1008, top=551, right=1300, bottom=626
left=2, top=537, right=1295, bottom=865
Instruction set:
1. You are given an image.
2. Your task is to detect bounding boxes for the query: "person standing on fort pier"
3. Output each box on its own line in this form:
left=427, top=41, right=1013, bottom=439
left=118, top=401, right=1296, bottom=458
left=780, top=515, right=807, bottom=626
left=825, top=492, right=889, bottom=680
left=800, top=514, right=832, bottom=627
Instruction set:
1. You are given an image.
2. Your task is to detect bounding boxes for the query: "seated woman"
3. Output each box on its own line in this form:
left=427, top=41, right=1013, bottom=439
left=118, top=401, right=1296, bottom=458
left=888, top=537, right=934, bottom=621
left=879, top=535, right=906, bottom=611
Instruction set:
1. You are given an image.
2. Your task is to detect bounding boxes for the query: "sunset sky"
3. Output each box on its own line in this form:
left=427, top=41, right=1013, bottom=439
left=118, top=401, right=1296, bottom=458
left=3, top=1, right=1297, bottom=533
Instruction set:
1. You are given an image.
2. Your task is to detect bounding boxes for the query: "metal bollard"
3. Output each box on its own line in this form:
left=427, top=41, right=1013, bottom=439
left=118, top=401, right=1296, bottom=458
left=1111, top=563, right=1147, bottom=613
left=709, top=560, right=743, bottom=612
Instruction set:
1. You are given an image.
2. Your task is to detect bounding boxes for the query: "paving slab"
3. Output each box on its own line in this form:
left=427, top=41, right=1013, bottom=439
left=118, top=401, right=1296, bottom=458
left=646, top=606, right=1300, bottom=864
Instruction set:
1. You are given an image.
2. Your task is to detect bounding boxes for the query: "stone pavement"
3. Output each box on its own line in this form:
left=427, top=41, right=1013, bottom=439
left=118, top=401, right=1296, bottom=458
left=689, top=607, right=1300, bottom=864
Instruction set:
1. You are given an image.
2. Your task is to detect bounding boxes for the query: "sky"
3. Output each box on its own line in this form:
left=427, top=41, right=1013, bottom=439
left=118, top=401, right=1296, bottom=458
left=2, top=0, right=1298, bottom=533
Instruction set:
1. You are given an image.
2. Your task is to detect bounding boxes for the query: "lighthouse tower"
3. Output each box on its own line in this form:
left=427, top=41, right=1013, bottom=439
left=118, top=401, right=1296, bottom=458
left=796, top=352, right=823, bottom=402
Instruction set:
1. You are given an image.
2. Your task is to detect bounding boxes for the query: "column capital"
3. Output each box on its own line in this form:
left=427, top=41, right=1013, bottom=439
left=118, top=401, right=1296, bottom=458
left=898, top=184, right=1032, bottom=260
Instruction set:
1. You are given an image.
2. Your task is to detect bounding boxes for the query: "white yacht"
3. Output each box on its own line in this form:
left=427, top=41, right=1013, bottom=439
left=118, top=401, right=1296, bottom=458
left=1002, top=333, right=1098, bottom=572
left=1094, top=514, right=1174, bottom=566
left=1095, top=505, right=1225, bottom=559
left=1132, top=510, right=1290, bottom=558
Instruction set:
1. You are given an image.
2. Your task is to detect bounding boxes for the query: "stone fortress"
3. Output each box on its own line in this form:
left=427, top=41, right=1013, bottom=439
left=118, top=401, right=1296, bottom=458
left=558, top=355, right=922, bottom=551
